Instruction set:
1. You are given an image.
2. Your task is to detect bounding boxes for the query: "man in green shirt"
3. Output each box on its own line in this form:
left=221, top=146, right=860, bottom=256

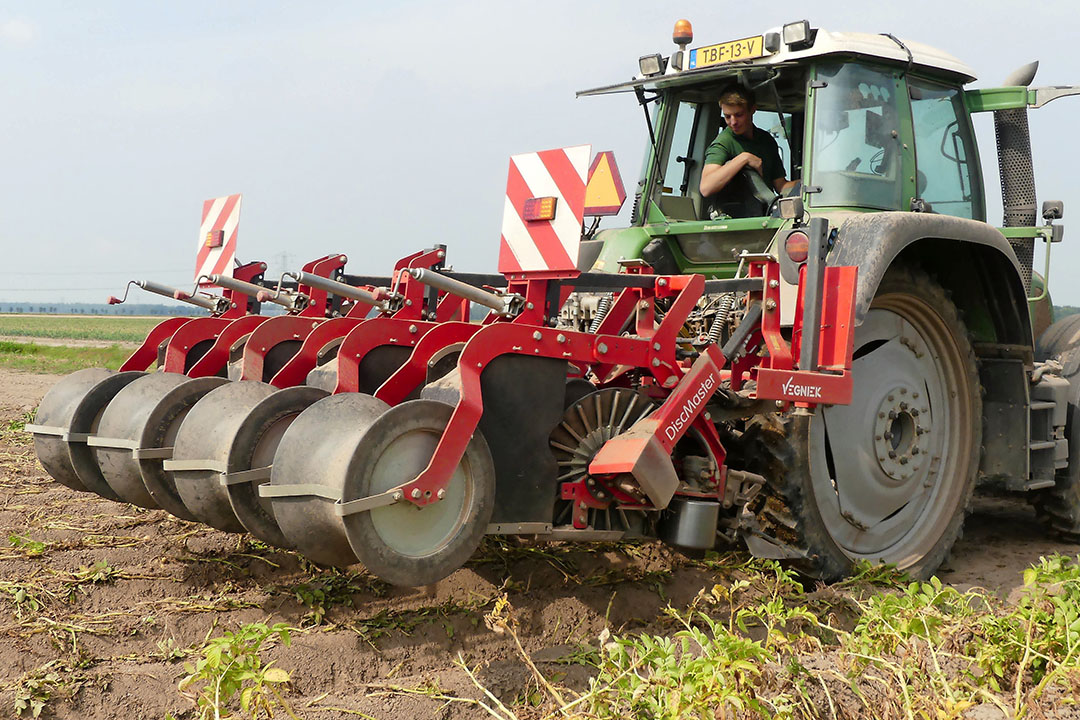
left=700, top=85, right=797, bottom=217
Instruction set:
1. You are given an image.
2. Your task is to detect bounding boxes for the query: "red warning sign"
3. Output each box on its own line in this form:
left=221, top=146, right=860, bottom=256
left=584, top=151, right=626, bottom=216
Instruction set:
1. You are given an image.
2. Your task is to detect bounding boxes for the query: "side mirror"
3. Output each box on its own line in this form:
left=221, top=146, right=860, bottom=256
left=1042, top=200, right=1064, bottom=222
left=777, top=196, right=804, bottom=221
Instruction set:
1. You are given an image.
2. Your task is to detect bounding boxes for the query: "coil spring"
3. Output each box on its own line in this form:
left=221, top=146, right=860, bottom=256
left=588, top=294, right=613, bottom=334
left=706, top=293, right=735, bottom=344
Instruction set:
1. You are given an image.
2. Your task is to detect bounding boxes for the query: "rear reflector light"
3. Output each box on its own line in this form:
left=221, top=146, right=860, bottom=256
left=785, top=231, right=809, bottom=263
left=523, top=196, right=558, bottom=221
left=205, top=230, right=224, bottom=248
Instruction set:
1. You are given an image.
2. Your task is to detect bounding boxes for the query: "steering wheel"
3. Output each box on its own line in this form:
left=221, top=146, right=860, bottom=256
left=740, top=167, right=778, bottom=209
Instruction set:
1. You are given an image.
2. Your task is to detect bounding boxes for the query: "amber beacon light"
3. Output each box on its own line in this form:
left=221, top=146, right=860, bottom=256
left=672, top=19, right=693, bottom=47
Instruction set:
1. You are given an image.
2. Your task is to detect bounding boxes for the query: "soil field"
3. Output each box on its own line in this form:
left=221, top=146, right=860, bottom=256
left=1, top=367, right=1079, bottom=719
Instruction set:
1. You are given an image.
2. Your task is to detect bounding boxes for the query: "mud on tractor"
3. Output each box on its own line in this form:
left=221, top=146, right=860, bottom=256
left=28, top=20, right=1080, bottom=586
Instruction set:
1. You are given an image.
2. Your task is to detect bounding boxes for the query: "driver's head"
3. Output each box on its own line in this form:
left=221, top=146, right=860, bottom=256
left=719, top=85, right=755, bottom=137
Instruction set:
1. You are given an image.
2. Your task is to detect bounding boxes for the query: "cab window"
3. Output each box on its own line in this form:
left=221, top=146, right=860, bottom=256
left=909, top=79, right=984, bottom=220
left=810, top=63, right=903, bottom=210
left=657, top=99, right=702, bottom=220
left=655, top=91, right=801, bottom=221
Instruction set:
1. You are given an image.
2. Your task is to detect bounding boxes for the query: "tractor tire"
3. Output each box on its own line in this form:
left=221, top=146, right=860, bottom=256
left=1032, top=344, right=1080, bottom=540
left=1035, top=313, right=1080, bottom=363
left=749, top=265, right=982, bottom=580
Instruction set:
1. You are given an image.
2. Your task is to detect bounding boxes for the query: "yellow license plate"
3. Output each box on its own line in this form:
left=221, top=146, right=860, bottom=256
left=689, top=35, right=766, bottom=69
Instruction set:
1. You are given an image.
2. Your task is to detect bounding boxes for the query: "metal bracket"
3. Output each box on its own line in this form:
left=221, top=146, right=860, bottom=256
left=222, top=466, right=272, bottom=486
left=334, top=489, right=402, bottom=517
left=86, top=436, right=141, bottom=451
left=24, top=424, right=92, bottom=443
left=162, top=459, right=228, bottom=473
left=161, top=460, right=270, bottom=487
left=131, top=447, right=174, bottom=460
left=24, top=423, right=64, bottom=437
left=485, top=522, right=552, bottom=535
left=258, top=483, right=341, bottom=502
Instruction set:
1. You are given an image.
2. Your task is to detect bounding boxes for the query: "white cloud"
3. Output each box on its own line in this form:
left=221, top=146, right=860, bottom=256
left=0, top=18, right=36, bottom=45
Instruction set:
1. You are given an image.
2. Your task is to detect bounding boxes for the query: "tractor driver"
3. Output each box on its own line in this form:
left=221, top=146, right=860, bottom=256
left=699, top=85, right=798, bottom=218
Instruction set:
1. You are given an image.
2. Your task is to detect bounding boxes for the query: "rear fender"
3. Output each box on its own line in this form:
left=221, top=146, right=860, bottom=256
left=830, top=212, right=1034, bottom=487
left=829, top=212, right=1032, bottom=348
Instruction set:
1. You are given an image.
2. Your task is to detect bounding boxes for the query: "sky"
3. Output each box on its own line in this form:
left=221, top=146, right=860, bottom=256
left=3, top=1, right=1080, bottom=306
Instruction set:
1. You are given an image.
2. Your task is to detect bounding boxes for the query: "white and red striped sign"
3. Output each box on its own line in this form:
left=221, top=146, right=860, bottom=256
left=195, top=194, right=241, bottom=285
left=499, top=145, right=590, bottom=276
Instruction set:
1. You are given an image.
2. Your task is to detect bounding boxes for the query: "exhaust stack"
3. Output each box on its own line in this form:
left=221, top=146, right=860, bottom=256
left=995, top=60, right=1040, bottom=291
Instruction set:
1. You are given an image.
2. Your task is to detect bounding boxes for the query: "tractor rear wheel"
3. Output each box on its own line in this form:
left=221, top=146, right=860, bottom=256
left=1032, top=344, right=1080, bottom=540
left=754, top=265, right=981, bottom=580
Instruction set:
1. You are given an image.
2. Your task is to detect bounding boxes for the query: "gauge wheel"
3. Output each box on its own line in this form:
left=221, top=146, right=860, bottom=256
left=758, top=265, right=981, bottom=580
left=341, top=399, right=495, bottom=587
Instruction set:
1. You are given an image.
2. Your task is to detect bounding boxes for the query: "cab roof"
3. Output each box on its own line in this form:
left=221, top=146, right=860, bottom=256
left=578, top=26, right=977, bottom=98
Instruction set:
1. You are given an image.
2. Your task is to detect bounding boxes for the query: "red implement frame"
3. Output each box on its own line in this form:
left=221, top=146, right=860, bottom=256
left=273, top=248, right=458, bottom=389
left=163, top=256, right=342, bottom=375
left=119, top=261, right=266, bottom=372
left=359, top=257, right=858, bottom=510
left=234, top=255, right=348, bottom=381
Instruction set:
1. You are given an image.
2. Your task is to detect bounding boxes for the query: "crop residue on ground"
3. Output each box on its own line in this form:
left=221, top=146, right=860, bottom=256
left=1, top=368, right=1079, bottom=719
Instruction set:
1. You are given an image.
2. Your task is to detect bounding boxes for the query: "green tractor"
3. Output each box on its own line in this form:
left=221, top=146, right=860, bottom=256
left=577, top=19, right=1080, bottom=579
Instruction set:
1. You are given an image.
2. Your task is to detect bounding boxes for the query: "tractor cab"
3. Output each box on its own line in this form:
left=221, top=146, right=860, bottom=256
left=578, top=21, right=986, bottom=279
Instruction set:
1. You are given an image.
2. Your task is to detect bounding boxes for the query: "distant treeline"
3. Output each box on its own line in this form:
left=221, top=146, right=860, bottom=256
left=1056, top=306, right=1080, bottom=319
left=0, top=303, right=203, bottom=316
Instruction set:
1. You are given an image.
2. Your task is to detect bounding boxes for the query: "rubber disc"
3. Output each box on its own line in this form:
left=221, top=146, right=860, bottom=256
left=269, top=393, right=390, bottom=566
left=94, top=373, right=227, bottom=515
left=227, top=385, right=329, bottom=548
left=171, top=381, right=278, bottom=532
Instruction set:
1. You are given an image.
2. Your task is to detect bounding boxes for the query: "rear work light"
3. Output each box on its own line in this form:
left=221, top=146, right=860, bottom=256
left=785, top=230, right=810, bottom=263
left=523, top=196, right=558, bottom=222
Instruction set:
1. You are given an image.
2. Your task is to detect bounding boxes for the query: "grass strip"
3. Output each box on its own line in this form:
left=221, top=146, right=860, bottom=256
left=0, top=340, right=132, bottom=375
left=0, top=315, right=162, bottom=344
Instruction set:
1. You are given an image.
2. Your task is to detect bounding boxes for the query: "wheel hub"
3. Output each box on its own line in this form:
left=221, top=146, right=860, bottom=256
left=872, top=384, right=931, bottom=482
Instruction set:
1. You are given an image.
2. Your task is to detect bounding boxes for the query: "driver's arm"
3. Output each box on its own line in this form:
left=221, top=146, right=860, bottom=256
left=700, top=152, right=762, bottom=197
left=773, top=177, right=798, bottom=193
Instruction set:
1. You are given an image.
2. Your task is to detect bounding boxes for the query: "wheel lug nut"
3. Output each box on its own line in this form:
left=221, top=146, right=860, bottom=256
left=888, top=411, right=897, bottom=420
left=878, top=412, right=886, bottom=419
left=888, top=451, right=897, bottom=459
left=900, top=402, right=908, bottom=410
left=411, top=488, right=421, bottom=499
left=888, top=394, right=895, bottom=401
left=884, top=431, right=893, bottom=440
left=912, top=448, right=920, bottom=455
left=437, top=488, right=446, bottom=499
left=912, top=409, right=920, bottom=417
left=899, top=457, right=908, bottom=465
